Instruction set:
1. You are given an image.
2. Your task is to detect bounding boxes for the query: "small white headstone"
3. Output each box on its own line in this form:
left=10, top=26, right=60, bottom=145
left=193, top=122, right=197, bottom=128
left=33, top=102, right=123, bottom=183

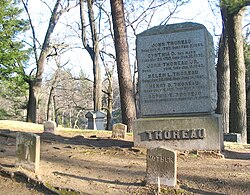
left=112, top=123, right=127, bottom=139
left=44, top=121, right=57, bottom=134
left=146, top=147, right=177, bottom=187
left=16, top=132, right=40, bottom=173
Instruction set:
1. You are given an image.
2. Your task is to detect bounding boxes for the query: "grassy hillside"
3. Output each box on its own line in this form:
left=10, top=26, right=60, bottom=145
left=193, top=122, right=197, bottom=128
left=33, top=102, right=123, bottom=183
left=0, top=120, right=116, bottom=138
left=0, top=120, right=43, bottom=132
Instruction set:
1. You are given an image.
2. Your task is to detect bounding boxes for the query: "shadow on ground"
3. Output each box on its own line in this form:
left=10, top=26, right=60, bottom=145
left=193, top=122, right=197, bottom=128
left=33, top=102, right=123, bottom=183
left=38, top=132, right=134, bottom=148
left=223, top=150, right=250, bottom=160
left=180, top=173, right=250, bottom=195
left=0, top=129, right=134, bottom=148
left=53, top=171, right=144, bottom=186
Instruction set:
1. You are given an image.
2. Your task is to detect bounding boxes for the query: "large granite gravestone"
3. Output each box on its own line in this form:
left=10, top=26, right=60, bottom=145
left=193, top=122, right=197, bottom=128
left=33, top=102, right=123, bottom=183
left=16, top=132, right=40, bottom=172
left=133, top=22, right=223, bottom=151
left=146, top=147, right=177, bottom=187
left=137, top=22, right=216, bottom=116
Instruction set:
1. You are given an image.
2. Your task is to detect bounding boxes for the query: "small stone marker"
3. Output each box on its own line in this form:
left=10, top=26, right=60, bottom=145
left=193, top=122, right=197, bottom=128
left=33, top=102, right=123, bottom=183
left=112, top=123, right=127, bottom=139
left=16, top=132, right=40, bottom=173
left=224, top=133, right=241, bottom=143
left=44, top=121, right=57, bottom=134
left=146, top=147, right=177, bottom=187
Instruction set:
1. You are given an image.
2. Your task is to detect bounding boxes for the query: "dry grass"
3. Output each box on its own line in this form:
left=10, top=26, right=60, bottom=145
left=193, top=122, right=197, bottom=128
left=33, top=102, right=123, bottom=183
left=0, top=120, right=108, bottom=133
left=0, top=120, right=43, bottom=133
left=0, top=120, right=135, bottom=141
left=0, top=120, right=115, bottom=138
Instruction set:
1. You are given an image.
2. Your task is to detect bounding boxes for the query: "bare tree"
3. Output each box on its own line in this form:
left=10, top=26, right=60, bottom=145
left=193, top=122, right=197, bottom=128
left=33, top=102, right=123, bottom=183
left=22, top=0, right=77, bottom=123
left=42, top=68, right=93, bottom=128
left=110, top=0, right=136, bottom=132
left=79, top=0, right=102, bottom=111
left=220, top=0, right=250, bottom=143
left=216, top=5, right=230, bottom=134
left=46, top=49, right=69, bottom=121
left=101, top=60, right=115, bottom=130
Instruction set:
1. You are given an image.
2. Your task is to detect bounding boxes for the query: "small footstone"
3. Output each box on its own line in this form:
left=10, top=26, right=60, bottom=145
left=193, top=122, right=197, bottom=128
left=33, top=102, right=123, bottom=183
left=16, top=132, right=40, bottom=173
left=146, top=147, right=177, bottom=187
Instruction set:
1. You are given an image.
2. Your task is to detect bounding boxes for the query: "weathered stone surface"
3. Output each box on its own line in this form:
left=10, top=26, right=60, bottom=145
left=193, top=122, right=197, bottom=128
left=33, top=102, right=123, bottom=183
left=224, top=133, right=241, bottom=143
left=112, top=123, right=127, bottom=139
left=146, top=147, right=177, bottom=187
left=44, top=121, right=57, bottom=134
left=85, top=111, right=106, bottom=130
left=86, top=111, right=97, bottom=130
left=136, top=22, right=216, bottom=116
left=133, top=114, right=223, bottom=151
left=16, top=132, right=40, bottom=172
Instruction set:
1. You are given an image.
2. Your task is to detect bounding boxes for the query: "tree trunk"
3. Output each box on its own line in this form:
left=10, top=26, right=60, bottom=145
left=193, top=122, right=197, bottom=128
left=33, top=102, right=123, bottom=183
left=24, top=0, right=68, bottom=123
left=227, top=8, right=247, bottom=143
left=46, top=86, right=55, bottom=121
left=74, top=110, right=83, bottom=129
left=106, top=81, right=113, bottom=130
left=110, top=0, right=136, bottom=132
left=53, top=95, right=58, bottom=125
left=80, top=0, right=102, bottom=111
left=87, top=0, right=102, bottom=111
left=69, top=109, right=72, bottom=128
left=216, top=6, right=230, bottom=134
left=26, top=80, right=40, bottom=122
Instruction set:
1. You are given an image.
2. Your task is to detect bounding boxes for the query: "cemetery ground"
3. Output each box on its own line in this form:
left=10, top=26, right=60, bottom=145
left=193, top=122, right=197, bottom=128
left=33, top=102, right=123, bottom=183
left=0, top=120, right=250, bottom=195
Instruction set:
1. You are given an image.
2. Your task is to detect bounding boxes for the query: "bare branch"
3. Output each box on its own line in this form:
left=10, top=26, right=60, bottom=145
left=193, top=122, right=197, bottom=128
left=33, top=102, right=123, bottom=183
left=160, top=0, right=188, bottom=25
left=126, top=0, right=155, bottom=27
left=41, top=0, right=53, bottom=14
left=98, top=5, right=115, bottom=42
left=21, top=0, right=39, bottom=65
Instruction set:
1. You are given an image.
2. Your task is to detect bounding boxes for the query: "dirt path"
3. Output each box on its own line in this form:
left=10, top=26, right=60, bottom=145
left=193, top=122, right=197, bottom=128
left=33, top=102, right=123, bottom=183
left=0, top=125, right=250, bottom=194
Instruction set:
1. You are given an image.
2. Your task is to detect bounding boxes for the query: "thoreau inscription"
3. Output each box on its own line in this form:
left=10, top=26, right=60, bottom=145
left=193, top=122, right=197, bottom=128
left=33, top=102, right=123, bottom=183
left=137, top=22, right=216, bottom=116
left=146, top=128, right=205, bottom=140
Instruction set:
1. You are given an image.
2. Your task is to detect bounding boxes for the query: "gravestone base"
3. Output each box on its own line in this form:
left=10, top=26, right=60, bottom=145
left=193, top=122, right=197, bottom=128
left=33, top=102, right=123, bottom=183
left=224, top=133, right=241, bottom=143
left=133, top=114, right=223, bottom=151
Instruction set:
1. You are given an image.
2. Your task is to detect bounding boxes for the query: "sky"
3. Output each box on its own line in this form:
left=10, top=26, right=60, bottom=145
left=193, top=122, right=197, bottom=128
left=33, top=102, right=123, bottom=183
left=165, top=0, right=222, bottom=44
left=23, top=0, right=224, bottom=80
